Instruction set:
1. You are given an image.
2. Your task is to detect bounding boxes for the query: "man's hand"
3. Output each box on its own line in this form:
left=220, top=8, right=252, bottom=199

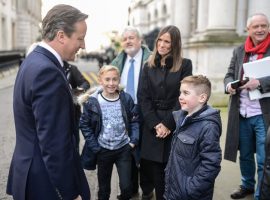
left=227, top=84, right=237, bottom=95
left=240, top=78, right=260, bottom=91
left=129, top=143, right=135, bottom=148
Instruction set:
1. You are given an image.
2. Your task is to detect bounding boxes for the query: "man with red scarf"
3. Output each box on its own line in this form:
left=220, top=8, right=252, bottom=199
left=224, top=13, right=270, bottom=200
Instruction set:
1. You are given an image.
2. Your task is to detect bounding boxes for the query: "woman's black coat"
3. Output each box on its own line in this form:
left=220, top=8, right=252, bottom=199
left=139, top=58, right=192, bottom=163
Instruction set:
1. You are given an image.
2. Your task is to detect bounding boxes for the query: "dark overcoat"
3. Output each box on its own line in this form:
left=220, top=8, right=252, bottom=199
left=224, top=44, right=270, bottom=162
left=6, top=46, right=90, bottom=200
left=139, top=58, right=192, bottom=163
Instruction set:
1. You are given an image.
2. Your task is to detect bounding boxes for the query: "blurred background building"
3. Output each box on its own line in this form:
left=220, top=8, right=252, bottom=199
left=0, top=0, right=41, bottom=51
left=129, top=0, right=270, bottom=104
left=1, top=0, right=270, bottom=104
left=0, top=0, right=41, bottom=73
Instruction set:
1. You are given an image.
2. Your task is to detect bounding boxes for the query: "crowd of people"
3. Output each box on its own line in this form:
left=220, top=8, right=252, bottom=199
left=5, top=3, right=270, bottom=200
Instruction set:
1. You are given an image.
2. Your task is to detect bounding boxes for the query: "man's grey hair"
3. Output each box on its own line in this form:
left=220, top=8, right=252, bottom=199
left=246, top=13, right=269, bottom=28
left=121, top=26, right=141, bottom=39
left=42, top=4, right=88, bottom=41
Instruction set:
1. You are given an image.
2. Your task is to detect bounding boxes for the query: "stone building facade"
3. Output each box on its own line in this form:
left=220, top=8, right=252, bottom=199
left=0, top=0, right=41, bottom=51
left=129, top=0, right=270, bottom=103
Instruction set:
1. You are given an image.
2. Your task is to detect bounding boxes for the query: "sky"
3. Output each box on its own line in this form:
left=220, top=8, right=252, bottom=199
left=42, top=0, right=132, bottom=52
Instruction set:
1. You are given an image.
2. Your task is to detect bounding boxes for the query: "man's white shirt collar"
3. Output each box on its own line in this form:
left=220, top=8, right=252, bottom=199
left=127, top=48, right=143, bottom=63
left=39, top=41, right=64, bottom=67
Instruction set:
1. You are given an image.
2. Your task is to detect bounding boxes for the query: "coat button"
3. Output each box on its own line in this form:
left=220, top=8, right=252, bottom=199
left=266, top=165, right=270, bottom=169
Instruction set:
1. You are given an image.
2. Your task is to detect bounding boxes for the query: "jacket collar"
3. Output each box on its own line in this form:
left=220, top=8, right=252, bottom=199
left=34, top=45, right=64, bottom=71
left=33, top=45, right=73, bottom=99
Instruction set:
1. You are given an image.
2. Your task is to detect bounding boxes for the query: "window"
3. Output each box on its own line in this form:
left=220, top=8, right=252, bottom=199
left=162, top=4, right=167, bottom=16
left=154, top=9, right=158, bottom=19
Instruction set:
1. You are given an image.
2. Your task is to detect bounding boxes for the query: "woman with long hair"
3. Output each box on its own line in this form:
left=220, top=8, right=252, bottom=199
left=139, top=25, right=193, bottom=200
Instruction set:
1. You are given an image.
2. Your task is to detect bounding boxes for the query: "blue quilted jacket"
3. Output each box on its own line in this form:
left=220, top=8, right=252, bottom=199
left=164, top=105, right=222, bottom=200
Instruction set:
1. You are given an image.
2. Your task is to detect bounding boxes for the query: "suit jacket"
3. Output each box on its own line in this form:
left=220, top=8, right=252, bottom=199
left=224, top=44, right=270, bottom=162
left=111, top=45, right=152, bottom=103
left=6, top=46, right=90, bottom=200
left=63, top=61, right=90, bottom=91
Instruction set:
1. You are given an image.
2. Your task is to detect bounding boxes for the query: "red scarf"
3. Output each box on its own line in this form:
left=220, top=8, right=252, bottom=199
left=244, top=33, right=270, bottom=59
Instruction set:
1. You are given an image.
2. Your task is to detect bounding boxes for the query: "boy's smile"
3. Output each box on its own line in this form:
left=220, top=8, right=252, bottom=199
left=99, top=70, right=120, bottom=98
left=179, top=83, right=206, bottom=116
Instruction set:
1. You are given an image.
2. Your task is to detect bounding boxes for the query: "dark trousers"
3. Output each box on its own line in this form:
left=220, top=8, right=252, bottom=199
left=140, top=158, right=166, bottom=200
left=131, top=155, right=139, bottom=194
left=97, top=144, right=132, bottom=200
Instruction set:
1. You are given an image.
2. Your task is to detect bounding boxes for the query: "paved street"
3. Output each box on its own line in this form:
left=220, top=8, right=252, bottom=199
left=0, top=60, right=254, bottom=200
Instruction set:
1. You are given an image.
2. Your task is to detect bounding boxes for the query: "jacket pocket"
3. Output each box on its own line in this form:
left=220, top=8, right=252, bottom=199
left=175, top=134, right=195, bottom=158
left=80, top=143, right=97, bottom=170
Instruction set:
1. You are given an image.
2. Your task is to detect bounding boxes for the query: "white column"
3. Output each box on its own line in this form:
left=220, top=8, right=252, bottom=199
left=207, top=0, right=236, bottom=32
left=236, top=0, right=248, bottom=35
left=172, top=0, right=192, bottom=43
left=196, top=0, right=209, bottom=33
left=248, top=0, right=270, bottom=21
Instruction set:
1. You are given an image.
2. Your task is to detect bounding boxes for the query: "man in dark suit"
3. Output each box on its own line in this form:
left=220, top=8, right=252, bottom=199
left=6, top=4, right=90, bottom=200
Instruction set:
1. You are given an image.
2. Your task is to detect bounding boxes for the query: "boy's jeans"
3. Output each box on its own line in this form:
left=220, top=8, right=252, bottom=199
left=97, top=144, right=132, bottom=200
left=239, top=115, right=266, bottom=200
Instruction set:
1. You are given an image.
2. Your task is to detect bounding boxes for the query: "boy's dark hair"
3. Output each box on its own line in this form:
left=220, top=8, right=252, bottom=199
left=181, top=75, right=211, bottom=101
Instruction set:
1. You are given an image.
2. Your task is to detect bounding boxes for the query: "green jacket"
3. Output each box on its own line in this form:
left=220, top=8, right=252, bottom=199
left=111, top=45, right=151, bottom=74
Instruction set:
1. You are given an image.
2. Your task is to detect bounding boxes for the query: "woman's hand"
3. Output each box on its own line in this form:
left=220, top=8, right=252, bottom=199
left=74, top=195, right=82, bottom=200
left=155, top=123, right=171, bottom=138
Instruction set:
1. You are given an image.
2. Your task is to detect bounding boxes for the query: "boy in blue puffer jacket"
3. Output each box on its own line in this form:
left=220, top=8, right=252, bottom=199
left=79, top=65, right=139, bottom=200
left=164, top=75, right=222, bottom=200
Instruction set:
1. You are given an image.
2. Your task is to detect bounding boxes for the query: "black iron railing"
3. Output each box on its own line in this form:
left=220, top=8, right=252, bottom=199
left=0, top=50, right=25, bottom=70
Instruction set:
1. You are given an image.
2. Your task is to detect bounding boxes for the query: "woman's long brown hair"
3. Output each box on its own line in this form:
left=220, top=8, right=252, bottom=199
left=148, top=25, right=183, bottom=72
